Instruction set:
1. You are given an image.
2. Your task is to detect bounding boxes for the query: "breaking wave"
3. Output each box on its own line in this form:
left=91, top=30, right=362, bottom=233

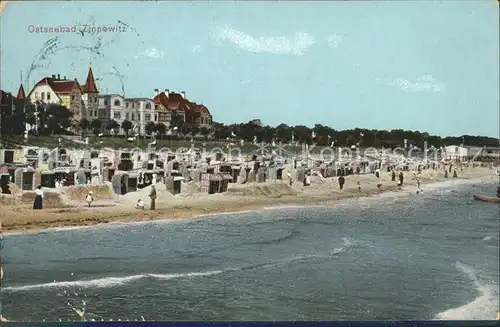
left=435, top=262, right=499, bottom=320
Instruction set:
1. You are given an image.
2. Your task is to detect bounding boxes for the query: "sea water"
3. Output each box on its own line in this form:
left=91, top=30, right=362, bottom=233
left=1, top=181, right=498, bottom=321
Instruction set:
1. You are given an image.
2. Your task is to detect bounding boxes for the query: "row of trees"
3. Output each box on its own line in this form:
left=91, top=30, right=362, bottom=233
left=211, top=119, right=499, bottom=149
left=82, top=118, right=209, bottom=138
left=1, top=101, right=498, bottom=148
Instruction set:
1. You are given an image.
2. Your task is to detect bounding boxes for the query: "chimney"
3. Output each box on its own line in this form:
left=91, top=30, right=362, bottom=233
left=154, top=88, right=159, bottom=97
left=52, top=74, right=56, bottom=79
left=64, top=76, right=66, bottom=80
left=57, top=74, right=60, bottom=80
left=181, top=91, right=185, bottom=99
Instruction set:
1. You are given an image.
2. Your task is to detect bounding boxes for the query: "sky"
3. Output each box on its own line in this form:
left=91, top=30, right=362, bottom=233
left=1, top=1, right=499, bottom=137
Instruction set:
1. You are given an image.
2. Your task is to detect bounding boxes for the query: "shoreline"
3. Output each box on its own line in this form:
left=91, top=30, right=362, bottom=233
left=2, top=168, right=497, bottom=237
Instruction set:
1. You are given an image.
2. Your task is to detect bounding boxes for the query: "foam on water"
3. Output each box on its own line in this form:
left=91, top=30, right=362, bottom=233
left=2, top=270, right=223, bottom=292
left=3, top=237, right=359, bottom=293
left=435, top=262, right=499, bottom=320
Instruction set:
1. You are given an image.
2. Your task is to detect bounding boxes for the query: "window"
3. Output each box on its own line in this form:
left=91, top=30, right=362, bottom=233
left=94, top=110, right=97, bottom=117
left=47, top=93, right=51, bottom=100
left=125, top=113, right=129, bottom=120
left=72, top=95, right=76, bottom=100
left=104, top=99, right=109, bottom=105
left=155, top=114, right=158, bottom=121
left=145, top=113, right=151, bottom=121
left=126, top=102, right=129, bottom=108
left=35, top=92, right=39, bottom=99
left=114, top=99, right=121, bottom=106
left=113, top=111, right=121, bottom=119
left=131, top=113, right=135, bottom=121
left=155, top=104, right=159, bottom=110
left=145, top=103, right=151, bottom=109
left=41, top=92, right=45, bottom=100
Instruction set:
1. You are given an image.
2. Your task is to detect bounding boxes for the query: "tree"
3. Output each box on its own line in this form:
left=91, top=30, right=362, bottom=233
left=44, top=104, right=73, bottom=135
left=121, top=120, right=133, bottom=137
left=78, top=118, right=90, bottom=136
left=189, top=125, right=200, bottom=137
left=170, top=111, right=184, bottom=129
left=145, top=121, right=156, bottom=136
left=90, top=119, right=102, bottom=135
left=106, top=120, right=120, bottom=134
left=200, top=127, right=210, bottom=140
left=155, top=123, right=166, bottom=135
left=25, top=112, right=37, bottom=127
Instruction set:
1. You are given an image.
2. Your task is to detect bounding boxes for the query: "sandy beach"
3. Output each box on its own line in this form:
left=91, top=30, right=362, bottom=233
left=1, top=165, right=497, bottom=236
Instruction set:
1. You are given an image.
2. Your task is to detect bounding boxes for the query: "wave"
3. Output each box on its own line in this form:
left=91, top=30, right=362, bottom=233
left=2, top=270, right=224, bottom=292
left=243, top=230, right=301, bottom=246
left=435, top=262, right=499, bottom=320
left=2, top=236, right=359, bottom=293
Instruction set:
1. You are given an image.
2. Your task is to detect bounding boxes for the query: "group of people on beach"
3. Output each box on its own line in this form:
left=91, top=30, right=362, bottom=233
left=334, top=168, right=428, bottom=194
left=32, top=185, right=95, bottom=210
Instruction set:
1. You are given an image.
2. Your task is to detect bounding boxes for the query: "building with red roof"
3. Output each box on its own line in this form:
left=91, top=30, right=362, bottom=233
left=152, top=89, right=212, bottom=130
left=27, top=73, right=83, bottom=122
left=27, top=67, right=99, bottom=123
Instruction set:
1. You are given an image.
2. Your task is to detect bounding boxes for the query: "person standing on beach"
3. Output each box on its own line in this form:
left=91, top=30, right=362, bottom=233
left=149, top=185, right=157, bottom=210
left=33, top=185, right=44, bottom=209
left=375, top=168, right=380, bottom=179
left=391, top=170, right=396, bottom=182
left=303, top=173, right=311, bottom=186
left=398, top=171, right=404, bottom=186
left=453, top=169, right=458, bottom=179
left=338, top=175, right=345, bottom=190
left=287, top=171, right=293, bottom=186
left=85, top=191, right=94, bottom=207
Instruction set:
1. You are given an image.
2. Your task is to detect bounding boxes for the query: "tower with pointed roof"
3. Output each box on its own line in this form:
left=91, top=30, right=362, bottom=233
left=81, top=67, right=99, bottom=121
left=16, top=84, right=26, bottom=100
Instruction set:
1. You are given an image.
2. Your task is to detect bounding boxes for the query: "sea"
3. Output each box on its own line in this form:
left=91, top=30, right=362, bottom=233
left=1, top=180, right=499, bottom=321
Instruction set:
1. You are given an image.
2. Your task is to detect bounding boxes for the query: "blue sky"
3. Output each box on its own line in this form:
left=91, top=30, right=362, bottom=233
left=1, top=1, right=499, bottom=137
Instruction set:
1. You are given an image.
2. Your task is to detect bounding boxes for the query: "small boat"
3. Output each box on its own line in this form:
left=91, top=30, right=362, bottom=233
left=473, top=195, right=500, bottom=204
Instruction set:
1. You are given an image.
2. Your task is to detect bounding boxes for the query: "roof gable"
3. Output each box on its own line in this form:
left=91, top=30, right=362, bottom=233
left=33, top=77, right=82, bottom=94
